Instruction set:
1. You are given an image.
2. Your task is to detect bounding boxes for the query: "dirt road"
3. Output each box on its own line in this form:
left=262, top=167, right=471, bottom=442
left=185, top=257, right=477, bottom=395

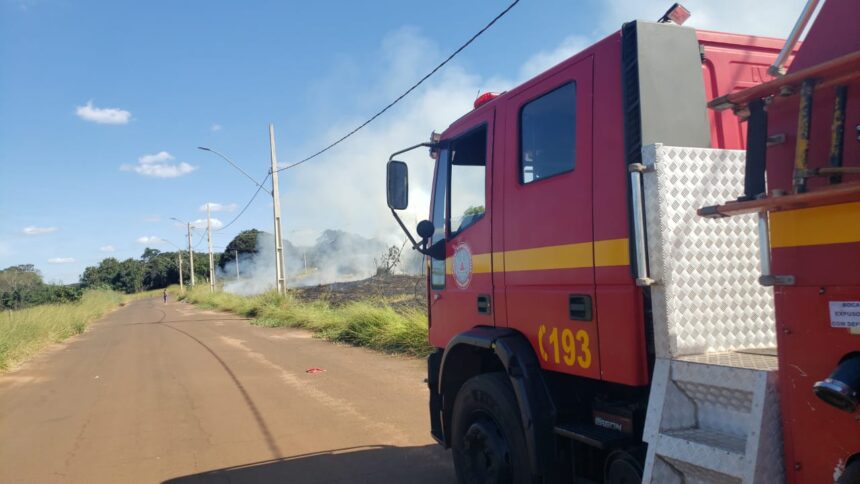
left=0, top=298, right=454, bottom=483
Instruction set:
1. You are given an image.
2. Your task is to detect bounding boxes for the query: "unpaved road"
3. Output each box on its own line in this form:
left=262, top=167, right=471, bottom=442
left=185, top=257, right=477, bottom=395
left=0, top=298, right=454, bottom=483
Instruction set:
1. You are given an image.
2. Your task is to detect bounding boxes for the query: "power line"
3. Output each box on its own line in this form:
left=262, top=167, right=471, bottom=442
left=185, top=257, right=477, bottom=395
left=193, top=230, right=207, bottom=249
left=216, top=172, right=271, bottom=232
left=275, top=0, right=521, bottom=173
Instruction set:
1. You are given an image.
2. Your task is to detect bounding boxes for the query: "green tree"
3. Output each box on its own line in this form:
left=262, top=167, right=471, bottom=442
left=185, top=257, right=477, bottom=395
left=219, top=229, right=261, bottom=271
left=0, top=265, right=44, bottom=309
left=114, top=258, right=144, bottom=294
left=80, top=257, right=121, bottom=289
left=141, top=248, right=161, bottom=262
left=143, top=252, right=180, bottom=289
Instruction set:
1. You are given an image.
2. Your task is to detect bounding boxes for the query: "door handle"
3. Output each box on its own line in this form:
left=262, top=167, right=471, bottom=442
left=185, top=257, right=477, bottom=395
left=477, top=295, right=491, bottom=315
left=569, top=295, right=592, bottom=321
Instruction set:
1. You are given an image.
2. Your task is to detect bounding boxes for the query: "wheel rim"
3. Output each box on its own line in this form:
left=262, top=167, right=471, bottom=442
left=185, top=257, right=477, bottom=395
left=461, top=416, right=512, bottom=482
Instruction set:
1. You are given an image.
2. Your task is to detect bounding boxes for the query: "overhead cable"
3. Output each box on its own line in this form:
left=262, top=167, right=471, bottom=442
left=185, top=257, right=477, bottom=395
left=274, top=0, right=521, bottom=173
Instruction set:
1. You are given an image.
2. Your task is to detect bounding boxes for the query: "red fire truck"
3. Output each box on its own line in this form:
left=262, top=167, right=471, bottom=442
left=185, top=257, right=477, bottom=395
left=386, top=1, right=859, bottom=482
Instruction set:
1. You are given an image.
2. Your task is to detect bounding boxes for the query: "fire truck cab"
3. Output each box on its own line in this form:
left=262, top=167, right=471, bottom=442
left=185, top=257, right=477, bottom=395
left=386, top=2, right=859, bottom=482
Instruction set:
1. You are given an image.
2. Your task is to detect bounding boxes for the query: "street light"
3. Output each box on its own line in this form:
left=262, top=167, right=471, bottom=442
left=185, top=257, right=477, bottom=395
left=157, top=238, right=185, bottom=292
left=170, top=217, right=195, bottom=288
left=197, top=133, right=286, bottom=295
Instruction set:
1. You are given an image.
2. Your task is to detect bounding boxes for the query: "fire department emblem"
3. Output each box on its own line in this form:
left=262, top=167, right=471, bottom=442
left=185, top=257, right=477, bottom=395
left=452, top=244, right=472, bottom=289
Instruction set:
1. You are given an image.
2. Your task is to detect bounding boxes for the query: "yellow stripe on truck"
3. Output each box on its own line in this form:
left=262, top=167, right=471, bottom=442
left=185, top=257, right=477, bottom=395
left=443, top=238, right=630, bottom=274
left=593, top=238, right=631, bottom=267
left=504, top=241, right=594, bottom=272
left=770, top=202, right=860, bottom=248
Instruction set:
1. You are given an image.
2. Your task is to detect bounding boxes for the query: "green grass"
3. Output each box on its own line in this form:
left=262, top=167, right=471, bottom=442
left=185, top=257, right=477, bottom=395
left=0, top=289, right=126, bottom=371
left=181, top=286, right=433, bottom=357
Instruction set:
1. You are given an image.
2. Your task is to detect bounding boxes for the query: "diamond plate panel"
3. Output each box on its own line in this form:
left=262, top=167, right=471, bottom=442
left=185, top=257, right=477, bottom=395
left=642, top=144, right=776, bottom=357
left=679, top=351, right=779, bottom=370
left=643, top=359, right=784, bottom=483
left=662, top=457, right=742, bottom=484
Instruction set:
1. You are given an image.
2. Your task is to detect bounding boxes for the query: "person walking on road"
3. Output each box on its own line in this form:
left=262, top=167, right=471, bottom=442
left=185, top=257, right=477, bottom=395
left=163, top=289, right=168, bottom=304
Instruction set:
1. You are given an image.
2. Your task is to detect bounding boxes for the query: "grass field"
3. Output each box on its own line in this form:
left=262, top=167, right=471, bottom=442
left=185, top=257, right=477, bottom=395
left=179, top=284, right=433, bottom=357
left=0, top=289, right=162, bottom=371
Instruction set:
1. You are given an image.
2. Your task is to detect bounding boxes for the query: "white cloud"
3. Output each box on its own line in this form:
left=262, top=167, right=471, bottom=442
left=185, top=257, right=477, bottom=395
left=99, top=245, right=116, bottom=252
left=519, top=36, right=590, bottom=79
left=47, top=257, right=75, bottom=264
left=121, top=151, right=197, bottom=178
left=211, top=124, right=222, bottom=132
left=279, top=28, right=504, bottom=244
left=138, top=151, right=173, bottom=164
left=75, top=100, right=131, bottom=125
left=199, top=202, right=237, bottom=213
left=136, top=236, right=164, bottom=245
left=22, top=226, right=58, bottom=236
left=191, top=218, right=223, bottom=230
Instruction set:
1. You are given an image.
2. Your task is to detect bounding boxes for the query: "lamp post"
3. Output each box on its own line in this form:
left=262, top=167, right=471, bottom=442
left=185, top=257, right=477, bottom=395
left=197, top=139, right=286, bottom=294
left=171, top=217, right=195, bottom=288
left=158, top=238, right=184, bottom=292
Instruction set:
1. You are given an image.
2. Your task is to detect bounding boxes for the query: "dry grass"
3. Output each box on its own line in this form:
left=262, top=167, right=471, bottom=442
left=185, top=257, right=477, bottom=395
left=0, top=290, right=124, bottom=371
left=181, top=286, right=433, bottom=357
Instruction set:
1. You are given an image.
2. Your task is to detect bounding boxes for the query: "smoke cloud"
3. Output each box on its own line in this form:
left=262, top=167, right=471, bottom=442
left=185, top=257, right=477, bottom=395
left=220, top=230, right=422, bottom=295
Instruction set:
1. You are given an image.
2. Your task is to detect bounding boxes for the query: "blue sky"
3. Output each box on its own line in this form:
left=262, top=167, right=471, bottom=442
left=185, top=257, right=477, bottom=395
left=0, top=0, right=804, bottom=283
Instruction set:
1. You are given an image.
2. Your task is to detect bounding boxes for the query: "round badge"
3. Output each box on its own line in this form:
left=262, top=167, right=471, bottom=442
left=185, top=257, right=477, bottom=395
left=453, top=244, right=473, bottom=289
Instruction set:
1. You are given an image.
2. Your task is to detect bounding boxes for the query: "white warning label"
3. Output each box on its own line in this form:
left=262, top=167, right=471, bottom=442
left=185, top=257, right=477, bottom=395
left=829, top=301, right=860, bottom=328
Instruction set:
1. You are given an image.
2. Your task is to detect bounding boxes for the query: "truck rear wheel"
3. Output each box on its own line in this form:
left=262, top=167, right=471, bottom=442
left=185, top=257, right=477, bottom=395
left=451, top=372, right=532, bottom=484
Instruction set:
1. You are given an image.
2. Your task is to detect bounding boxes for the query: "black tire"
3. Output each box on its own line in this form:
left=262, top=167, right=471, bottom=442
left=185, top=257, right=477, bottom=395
left=838, top=457, right=860, bottom=484
left=604, top=449, right=644, bottom=484
left=451, top=372, right=532, bottom=484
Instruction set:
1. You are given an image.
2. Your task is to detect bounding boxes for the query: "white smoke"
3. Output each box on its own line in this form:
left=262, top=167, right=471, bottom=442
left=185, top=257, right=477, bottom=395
left=220, top=230, right=419, bottom=294
left=219, top=233, right=274, bottom=295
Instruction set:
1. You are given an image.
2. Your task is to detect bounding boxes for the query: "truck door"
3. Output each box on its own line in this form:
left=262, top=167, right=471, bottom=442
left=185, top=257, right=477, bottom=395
left=427, top=110, right=495, bottom=348
left=501, top=56, right=599, bottom=380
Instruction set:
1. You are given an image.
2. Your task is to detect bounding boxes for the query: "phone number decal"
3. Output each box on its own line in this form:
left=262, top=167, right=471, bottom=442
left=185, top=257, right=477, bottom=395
left=537, top=324, right=592, bottom=369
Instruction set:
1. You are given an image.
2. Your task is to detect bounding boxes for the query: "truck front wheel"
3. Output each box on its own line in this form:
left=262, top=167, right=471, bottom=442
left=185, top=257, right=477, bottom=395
left=451, top=372, right=533, bottom=484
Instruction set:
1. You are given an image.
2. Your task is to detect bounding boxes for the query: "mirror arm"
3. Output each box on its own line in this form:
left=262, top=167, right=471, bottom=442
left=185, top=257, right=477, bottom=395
left=388, top=142, right=435, bottom=161
left=386, top=140, right=441, bottom=257
left=390, top=208, right=424, bottom=252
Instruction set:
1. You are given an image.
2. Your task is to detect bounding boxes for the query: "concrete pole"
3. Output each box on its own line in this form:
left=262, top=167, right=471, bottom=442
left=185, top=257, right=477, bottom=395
left=207, top=204, right=215, bottom=292
left=187, top=223, right=195, bottom=287
left=234, top=250, right=240, bottom=279
left=177, top=251, right=184, bottom=292
left=269, top=124, right=286, bottom=294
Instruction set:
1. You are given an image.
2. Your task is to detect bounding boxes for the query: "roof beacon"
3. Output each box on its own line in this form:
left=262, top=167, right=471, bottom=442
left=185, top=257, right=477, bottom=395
left=473, top=92, right=499, bottom=109
left=658, top=3, right=691, bottom=25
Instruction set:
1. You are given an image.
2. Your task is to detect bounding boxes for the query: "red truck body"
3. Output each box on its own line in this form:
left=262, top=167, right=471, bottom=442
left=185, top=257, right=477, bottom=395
left=428, top=31, right=785, bottom=386
left=386, top=2, right=859, bottom=481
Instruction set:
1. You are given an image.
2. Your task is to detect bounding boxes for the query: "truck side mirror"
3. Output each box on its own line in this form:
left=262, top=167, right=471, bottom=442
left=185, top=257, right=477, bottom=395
left=387, top=160, right=409, bottom=210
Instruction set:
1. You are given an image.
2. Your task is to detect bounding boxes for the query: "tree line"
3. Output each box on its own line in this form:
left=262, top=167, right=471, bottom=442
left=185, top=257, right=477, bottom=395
left=79, top=248, right=222, bottom=294
left=0, top=264, right=83, bottom=310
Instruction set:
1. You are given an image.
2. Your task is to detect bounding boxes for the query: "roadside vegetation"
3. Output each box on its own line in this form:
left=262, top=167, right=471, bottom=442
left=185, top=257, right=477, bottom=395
left=179, top=284, right=433, bottom=357
left=1, top=290, right=116, bottom=370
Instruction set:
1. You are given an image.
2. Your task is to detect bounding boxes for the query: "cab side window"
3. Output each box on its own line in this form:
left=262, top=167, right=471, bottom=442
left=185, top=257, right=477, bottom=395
left=448, top=126, right=487, bottom=237
left=520, top=82, right=576, bottom=183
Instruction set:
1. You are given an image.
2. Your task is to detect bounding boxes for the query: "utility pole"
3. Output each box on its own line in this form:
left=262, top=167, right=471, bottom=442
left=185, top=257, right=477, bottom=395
left=207, top=204, right=215, bottom=292
left=269, top=123, right=286, bottom=294
left=177, top=251, right=184, bottom=292
left=186, top=222, right=195, bottom=288
left=234, top=250, right=240, bottom=279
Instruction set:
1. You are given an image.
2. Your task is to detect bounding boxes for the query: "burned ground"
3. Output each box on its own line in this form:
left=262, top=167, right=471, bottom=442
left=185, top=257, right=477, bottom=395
left=292, top=274, right=427, bottom=312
